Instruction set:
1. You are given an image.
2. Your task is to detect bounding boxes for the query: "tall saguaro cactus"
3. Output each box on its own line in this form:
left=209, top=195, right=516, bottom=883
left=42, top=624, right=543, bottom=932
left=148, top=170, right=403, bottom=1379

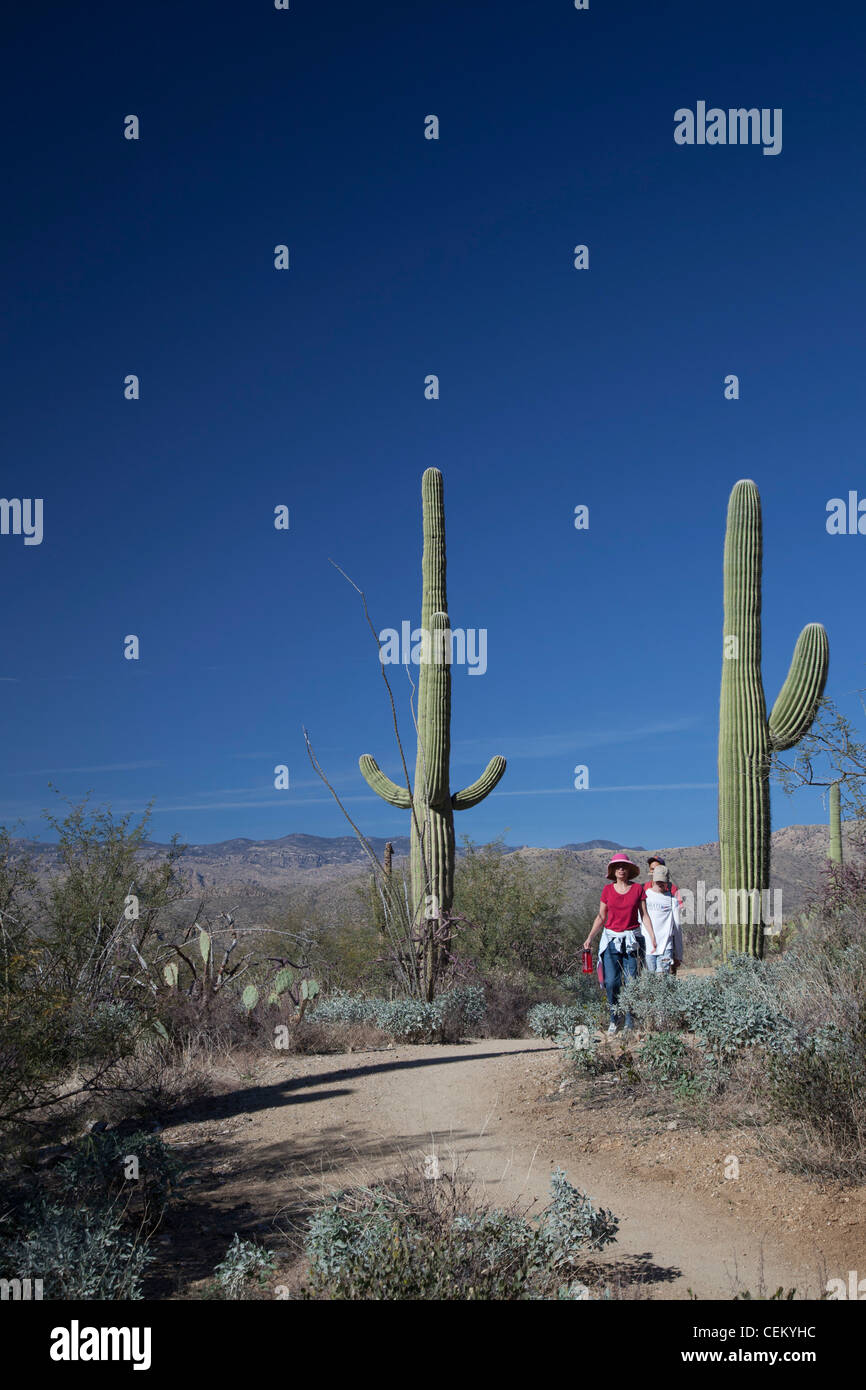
left=719, top=480, right=829, bottom=958
left=829, top=780, right=843, bottom=864
left=359, top=468, right=506, bottom=993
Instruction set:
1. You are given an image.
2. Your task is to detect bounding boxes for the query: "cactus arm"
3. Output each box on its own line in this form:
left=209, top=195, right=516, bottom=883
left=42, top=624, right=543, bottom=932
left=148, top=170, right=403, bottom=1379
left=452, top=756, right=507, bottom=810
left=359, top=755, right=413, bottom=808
left=768, top=624, right=830, bottom=751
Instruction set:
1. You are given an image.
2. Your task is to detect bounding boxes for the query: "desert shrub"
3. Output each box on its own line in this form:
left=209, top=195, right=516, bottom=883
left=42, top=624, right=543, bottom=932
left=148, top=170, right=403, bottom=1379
left=453, top=838, right=576, bottom=974
left=0, top=799, right=188, bottom=1135
left=310, top=985, right=485, bottom=1043
left=616, top=911, right=866, bottom=1174
left=617, top=972, right=685, bottom=1033
left=536, top=1167, right=619, bottom=1262
left=527, top=1002, right=593, bottom=1040
left=34, top=797, right=187, bottom=1008
left=93, top=1036, right=212, bottom=1122
left=679, top=926, right=723, bottom=967
left=558, top=971, right=606, bottom=1010
left=65, top=1001, right=140, bottom=1063
left=680, top=965, right=798, bottom=1062
left=619, top=958, right=799, bottom=1060
left=476, top=968, right=538, bottom=1038
left=212, top=1234, right=276, bottom=1299
left=303, top=1165, right=617, bottom=1300
left=0, top=1201, right=151, bottom=1300
left=0, top=1127, right=183, bottom=1298
left=638, top=1030, right=689, bottom=1084
left=555, top=1025, right=602, bottom=1072
left=306, top=991, right=377, bottom=1026
left=762, top=902, right=866, bottom=1172
left=53, top=1128, right=184, bottom=1230
left=289, top=901, right=389, bottom=995
left=638, top=1030, right=705, bottom=1097
left=268, top=1017, right=387, bottom=1054
left=763, top=1020, right=866, bottom=1177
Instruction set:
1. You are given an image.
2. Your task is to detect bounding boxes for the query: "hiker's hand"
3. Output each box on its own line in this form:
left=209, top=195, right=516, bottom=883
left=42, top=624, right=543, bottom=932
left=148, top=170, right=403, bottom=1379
left=583, top=937, right=591, bottom=950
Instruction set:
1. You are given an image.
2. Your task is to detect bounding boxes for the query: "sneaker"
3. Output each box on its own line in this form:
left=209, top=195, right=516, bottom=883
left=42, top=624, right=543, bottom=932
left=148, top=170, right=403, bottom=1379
left=607, top=1020, right=617, bottom=1035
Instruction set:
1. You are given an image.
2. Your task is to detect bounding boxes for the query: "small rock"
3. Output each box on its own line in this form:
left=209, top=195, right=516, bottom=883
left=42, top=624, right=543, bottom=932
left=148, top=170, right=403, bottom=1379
left=666, top=1120, right=677, bottom=1130
left=558, top=1080, right=574, bottom=1092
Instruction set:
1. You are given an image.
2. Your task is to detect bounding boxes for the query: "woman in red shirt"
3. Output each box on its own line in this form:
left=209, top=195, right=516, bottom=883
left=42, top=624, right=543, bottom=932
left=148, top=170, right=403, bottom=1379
left=583, top=852, right=656, bottom=1034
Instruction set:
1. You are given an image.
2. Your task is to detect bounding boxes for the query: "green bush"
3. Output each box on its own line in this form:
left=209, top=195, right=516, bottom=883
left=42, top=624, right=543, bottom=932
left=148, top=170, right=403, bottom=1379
left=54, top=1128, right=184, bottom=1230
left=303, top=1167, right=618, bottom=1300
left=1, top=1200, right=151, bottom=1300
left=212, top=1234, right=276, bottom=1299
left=453, top=838, right=580, bottom=974
left=527, top=1003, right=592, bottom=1040
left=638, top=1030, right=705, bottom=1097
left=311, top=985, right=485, bottom=1042
left=0, top=1128, right=183, bottom=1299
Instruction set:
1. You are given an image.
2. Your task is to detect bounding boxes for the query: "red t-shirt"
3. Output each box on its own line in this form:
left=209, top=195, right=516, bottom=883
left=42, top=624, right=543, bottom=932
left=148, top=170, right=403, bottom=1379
left=601, top=882, right=646, bottom=932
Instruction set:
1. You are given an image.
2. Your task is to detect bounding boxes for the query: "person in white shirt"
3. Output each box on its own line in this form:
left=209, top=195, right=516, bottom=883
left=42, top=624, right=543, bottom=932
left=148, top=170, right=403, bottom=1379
left=643, top=864, right=683, bottom=974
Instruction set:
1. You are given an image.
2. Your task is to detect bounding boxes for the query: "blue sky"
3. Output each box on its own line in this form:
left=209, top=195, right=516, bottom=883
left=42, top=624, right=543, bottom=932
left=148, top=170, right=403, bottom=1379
left=2, top=0, right=865, bottom=849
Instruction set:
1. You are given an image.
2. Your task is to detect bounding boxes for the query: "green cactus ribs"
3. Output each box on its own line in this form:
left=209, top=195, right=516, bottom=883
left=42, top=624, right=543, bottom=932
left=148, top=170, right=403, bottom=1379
left=829, top=781, right=843, bottom=865
left=359, top=468, right=506, bottom=997
left=718, top=480, right=829, bottom=959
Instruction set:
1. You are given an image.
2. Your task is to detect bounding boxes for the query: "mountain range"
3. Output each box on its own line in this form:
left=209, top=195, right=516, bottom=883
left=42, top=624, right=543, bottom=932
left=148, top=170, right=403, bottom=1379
left=14, top=825, right=849, bottom=931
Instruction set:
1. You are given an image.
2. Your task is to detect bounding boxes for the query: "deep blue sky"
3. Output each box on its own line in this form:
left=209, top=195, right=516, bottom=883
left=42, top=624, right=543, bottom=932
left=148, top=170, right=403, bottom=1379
left=3, top=0, right=865, bottom=849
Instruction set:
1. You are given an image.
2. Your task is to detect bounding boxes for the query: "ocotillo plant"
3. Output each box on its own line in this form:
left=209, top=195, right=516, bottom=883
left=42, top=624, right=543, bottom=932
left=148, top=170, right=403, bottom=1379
left=829, top=780, right=843, bottom=864
left=359, top=468, right=506, bottom=995
left=719, top=479, right=829, bottom=958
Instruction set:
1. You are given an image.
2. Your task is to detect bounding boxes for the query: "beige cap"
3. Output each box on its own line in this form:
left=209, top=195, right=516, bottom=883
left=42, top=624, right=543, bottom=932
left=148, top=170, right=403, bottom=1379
left=652, top=865, right=670, bottom=883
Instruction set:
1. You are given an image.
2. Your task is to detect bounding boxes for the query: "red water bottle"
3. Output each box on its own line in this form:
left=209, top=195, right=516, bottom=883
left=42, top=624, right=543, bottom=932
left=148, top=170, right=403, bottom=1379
left=581, top=948, right=593, bottom=975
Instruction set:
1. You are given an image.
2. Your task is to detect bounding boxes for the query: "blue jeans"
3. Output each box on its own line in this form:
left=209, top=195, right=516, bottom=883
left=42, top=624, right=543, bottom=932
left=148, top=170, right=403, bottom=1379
left=601, top=945, right=641, bottom=1020
left=646, top=949, right=673, bottom=974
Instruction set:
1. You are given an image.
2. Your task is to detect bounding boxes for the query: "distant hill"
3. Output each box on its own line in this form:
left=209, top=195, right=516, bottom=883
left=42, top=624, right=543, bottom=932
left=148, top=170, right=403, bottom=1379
left=13, top=824, right=850, bottom=931
left=560, top=840, right=647, bottom=852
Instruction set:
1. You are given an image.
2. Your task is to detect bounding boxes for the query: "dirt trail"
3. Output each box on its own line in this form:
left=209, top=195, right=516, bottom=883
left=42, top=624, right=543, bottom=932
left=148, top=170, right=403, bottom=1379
left=164, top=1037, right=866, bottom=1298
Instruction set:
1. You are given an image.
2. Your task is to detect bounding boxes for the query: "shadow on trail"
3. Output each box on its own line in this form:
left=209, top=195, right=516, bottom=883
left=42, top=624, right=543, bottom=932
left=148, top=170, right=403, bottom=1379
left=600, top=1251, right=683, bottom=1288
left=148, top=1124, right=433, bottom=1297
left=167, top=1044, right=556, bottom=1131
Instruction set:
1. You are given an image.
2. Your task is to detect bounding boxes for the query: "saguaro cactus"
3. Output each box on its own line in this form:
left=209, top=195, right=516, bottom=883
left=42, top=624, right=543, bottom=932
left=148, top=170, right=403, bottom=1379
left=719, top=480, right=829, bottom=958
left=829, top=780, right=843, bottom=864
left=359, top=468, right=506, bottom=992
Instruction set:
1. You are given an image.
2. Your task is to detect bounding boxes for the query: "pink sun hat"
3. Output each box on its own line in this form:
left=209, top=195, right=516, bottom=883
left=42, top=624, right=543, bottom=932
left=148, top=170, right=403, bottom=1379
left=606, top=852, right=640, bottom=881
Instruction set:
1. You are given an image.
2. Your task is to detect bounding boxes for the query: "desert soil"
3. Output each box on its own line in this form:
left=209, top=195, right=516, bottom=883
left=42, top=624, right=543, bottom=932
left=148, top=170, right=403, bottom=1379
left=155, top=1031, right=866, bottom=1300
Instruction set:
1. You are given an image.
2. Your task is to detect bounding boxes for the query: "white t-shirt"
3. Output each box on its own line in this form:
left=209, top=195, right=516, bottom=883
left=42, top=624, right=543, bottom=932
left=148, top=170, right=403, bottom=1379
left=643, top=889, right=682, bottom=959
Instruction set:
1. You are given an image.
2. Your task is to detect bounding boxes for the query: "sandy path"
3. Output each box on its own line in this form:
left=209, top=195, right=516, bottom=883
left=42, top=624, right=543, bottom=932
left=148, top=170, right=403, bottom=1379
left=168, top=1036, right=864, bottom=1299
